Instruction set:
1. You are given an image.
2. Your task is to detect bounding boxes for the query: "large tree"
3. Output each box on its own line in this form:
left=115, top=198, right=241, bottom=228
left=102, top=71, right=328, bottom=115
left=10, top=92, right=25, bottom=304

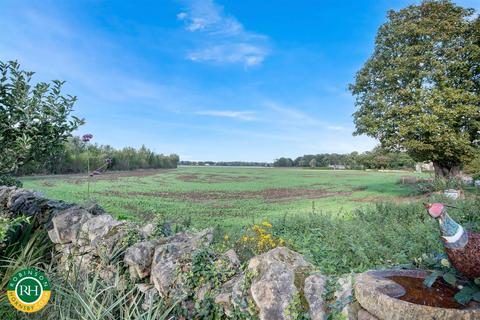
left=350, top=0, right=480, bottom=177
left=0, top=61, right=84, bottom=183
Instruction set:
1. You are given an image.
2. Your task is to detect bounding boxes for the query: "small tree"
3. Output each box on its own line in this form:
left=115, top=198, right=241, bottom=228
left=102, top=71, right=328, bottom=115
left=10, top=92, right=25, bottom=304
left=0, top=61, right=84, bottom=184
left=350, top=1, right=480, bottom=177
left=273, top=157, right=294, bottom=167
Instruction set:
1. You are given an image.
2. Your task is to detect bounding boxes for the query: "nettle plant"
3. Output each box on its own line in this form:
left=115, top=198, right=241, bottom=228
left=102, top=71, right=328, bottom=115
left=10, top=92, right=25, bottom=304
left=414, top=253, right=480, bottom=305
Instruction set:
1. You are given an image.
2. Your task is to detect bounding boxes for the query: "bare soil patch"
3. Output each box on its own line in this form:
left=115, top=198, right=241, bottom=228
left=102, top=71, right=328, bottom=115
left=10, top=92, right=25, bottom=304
left=101, top=188, right=351, bottom=203
left=176, top=174, right=200, bottom=182
left=62, top=169, right=174, bottom=184
left=176, top=173, right=259, bottom=183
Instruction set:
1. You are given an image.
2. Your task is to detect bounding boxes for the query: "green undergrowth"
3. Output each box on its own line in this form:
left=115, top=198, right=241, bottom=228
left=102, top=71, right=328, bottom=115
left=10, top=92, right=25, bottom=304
left=215, top=196, right=480, bottom=275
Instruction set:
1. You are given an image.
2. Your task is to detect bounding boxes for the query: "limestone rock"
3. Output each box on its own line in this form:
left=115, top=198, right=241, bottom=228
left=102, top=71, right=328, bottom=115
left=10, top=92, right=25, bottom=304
left=150, top=229, right=213, bottom=297
left=48, top=207, right=92, bottom=244
left=7, top=189, right=47, bottom=217
left=83, top=202, right=106, bottom=215
left=339, top=301, right=363, bottom=320
left=224, top=249, right=241, bottom=268
left=140, top=223, right=156, bottom=238
left=247, top=247, right=312, bottom=320
left=195, top=283, right=212, bottom=301
left=40, top=200, right=74, bottom=225
left=335, top=274, right=353, bottom=302
left=137, top=284, right=159, bottom=311
left=0, top=186, right=16, bottom=213
left=357, top=309, right=379, bottom=320
left=213, top=274, right=244, bottom=316
left=335, top=274, right=357, bottom=319
left=78, top=214, right=124, bottom=246
left=355, top=269, right=480, bottom=320
left=124, top=240, right=158, bottom=280
left=304, top=274, right=327, bottom=320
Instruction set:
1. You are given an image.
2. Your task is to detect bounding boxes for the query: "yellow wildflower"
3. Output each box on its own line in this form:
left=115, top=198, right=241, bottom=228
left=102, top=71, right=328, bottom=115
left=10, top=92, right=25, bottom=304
left=262, top=221, right=273, bottom=228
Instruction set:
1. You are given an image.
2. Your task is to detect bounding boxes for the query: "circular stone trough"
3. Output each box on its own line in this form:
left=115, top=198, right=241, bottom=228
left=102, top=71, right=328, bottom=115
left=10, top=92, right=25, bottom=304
left=355, top=269, right=480, bottom=320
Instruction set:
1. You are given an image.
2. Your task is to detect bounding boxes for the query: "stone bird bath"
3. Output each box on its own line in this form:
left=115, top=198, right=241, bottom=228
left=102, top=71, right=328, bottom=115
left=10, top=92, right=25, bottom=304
left=355, top=269, right=480, bottom=320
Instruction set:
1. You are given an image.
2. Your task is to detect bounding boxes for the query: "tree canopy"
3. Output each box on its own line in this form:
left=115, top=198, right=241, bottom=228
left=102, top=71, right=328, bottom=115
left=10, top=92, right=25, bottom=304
left=350, top=0, right=480, bottom=177
left=0, top=61, right=84, bottom=180
left=17, top=136, right=180, bottom=175
left=276, top=148, right=415, bottom=170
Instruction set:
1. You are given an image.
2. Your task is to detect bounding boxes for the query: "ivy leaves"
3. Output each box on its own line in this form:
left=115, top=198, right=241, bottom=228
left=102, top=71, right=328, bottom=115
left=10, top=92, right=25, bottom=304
left=454, top=280, right=480, bottom=305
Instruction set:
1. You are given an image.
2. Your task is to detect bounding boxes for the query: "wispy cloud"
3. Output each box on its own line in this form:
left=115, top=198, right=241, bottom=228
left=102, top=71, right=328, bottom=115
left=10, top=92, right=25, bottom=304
left=177, top=0, right=269, bottom=67
left=326, top=125, right=349, bottom=131
left=264, top=101, right=351, bottom=132
left=187, top=43, right=267, bottom=66
left=195, top=110, right=256, bottom=121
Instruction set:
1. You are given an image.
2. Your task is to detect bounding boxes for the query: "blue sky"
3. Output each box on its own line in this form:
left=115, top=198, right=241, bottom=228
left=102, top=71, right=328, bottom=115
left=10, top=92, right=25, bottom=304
left=1, top=0, right=479, bottom=162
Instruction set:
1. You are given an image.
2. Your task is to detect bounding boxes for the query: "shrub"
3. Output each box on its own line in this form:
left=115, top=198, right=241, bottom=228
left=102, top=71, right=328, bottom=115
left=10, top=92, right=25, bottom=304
left=414, top=177, right=467, bottom=195
left=0, top=175, right=22, bottom=187
left=233, top=221, right=286, bottom=261
left=268, top=202, right=447, bottom=274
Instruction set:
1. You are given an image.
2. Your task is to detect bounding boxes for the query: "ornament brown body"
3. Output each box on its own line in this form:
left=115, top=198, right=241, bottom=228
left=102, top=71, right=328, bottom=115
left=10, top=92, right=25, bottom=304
left=445, top=232, right=480, bottom=280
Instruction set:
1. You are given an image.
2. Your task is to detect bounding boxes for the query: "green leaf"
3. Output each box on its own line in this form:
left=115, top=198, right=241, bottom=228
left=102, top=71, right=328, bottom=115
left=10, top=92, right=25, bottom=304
left=454, top=288, right=473, bottom=305
left=442, top=273, right=457, bottom=286
left=423, top=272, right=440, bottom=288
left=473, top=292, right=480, bottom=303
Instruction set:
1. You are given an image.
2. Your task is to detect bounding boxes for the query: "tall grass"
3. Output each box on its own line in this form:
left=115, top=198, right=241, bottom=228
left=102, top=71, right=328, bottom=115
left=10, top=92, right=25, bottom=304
left=1, top=196, right=479, bottom=318
left=265, top=198, right=480, bottom=274
left=0, top=223, right=176, bottom=319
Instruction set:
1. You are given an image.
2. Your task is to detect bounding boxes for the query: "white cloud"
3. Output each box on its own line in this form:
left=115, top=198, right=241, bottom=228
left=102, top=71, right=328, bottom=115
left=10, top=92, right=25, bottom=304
left=177, top=12, right=188, bottom=20
left=187, top=43, right=267, bottom=66
left=265, top=102, right=322, bottom=126
left=195, top=110, right=256, bottom=121
left=263, top=101, right=353, bottom=134
left=327, top=125, right=349, bottom=131
left=178, top=0, right=269, bottom=67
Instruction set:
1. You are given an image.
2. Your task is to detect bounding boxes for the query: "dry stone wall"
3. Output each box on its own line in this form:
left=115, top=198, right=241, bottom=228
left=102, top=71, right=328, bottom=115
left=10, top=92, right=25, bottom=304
left=0, top=186, right=382, bottom=319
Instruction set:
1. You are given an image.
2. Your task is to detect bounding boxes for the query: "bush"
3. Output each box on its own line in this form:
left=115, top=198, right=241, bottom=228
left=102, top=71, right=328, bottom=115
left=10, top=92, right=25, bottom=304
left=414, top=177, right=466, bottom=195
left=267, top=199, right=479, bottom=275
left=231, top=221, right=286, bottom=261
left=0, top=175, right=22, bottom=187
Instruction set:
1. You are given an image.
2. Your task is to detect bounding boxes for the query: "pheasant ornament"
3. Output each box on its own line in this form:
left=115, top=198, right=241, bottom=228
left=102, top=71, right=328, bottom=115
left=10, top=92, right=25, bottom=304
left=425, top=203, right=480, bottom=280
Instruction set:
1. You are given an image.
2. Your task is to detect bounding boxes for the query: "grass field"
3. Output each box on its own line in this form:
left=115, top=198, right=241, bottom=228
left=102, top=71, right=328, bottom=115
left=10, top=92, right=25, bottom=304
left=19, top=166, right=480, bottom=274
left=22, top=166, right=425, bottom=228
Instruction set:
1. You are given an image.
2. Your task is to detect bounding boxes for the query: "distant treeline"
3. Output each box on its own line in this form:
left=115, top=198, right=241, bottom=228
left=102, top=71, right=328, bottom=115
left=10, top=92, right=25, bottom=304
left=18, top=136, right=179, bottom=175
left=274, top=147, right=415, bottom=169
left=179, top=161, right=271, bottom=167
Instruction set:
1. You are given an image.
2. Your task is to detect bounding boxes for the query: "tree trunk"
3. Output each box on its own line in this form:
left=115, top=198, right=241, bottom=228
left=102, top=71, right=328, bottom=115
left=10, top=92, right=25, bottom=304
left=432, top=161, right=460, bottom=178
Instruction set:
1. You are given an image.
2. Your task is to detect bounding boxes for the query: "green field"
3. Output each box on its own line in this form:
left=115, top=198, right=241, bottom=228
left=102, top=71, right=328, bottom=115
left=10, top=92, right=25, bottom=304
left=20, top=166, right=480, bottom=274
left=22, top=166, right=425, bottom=228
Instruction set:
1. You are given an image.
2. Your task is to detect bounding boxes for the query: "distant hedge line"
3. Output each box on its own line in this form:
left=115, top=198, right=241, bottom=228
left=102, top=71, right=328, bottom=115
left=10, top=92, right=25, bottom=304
left=17, top=136, right=179, bottom=175
left=274, top=147, right=416, bottom=169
